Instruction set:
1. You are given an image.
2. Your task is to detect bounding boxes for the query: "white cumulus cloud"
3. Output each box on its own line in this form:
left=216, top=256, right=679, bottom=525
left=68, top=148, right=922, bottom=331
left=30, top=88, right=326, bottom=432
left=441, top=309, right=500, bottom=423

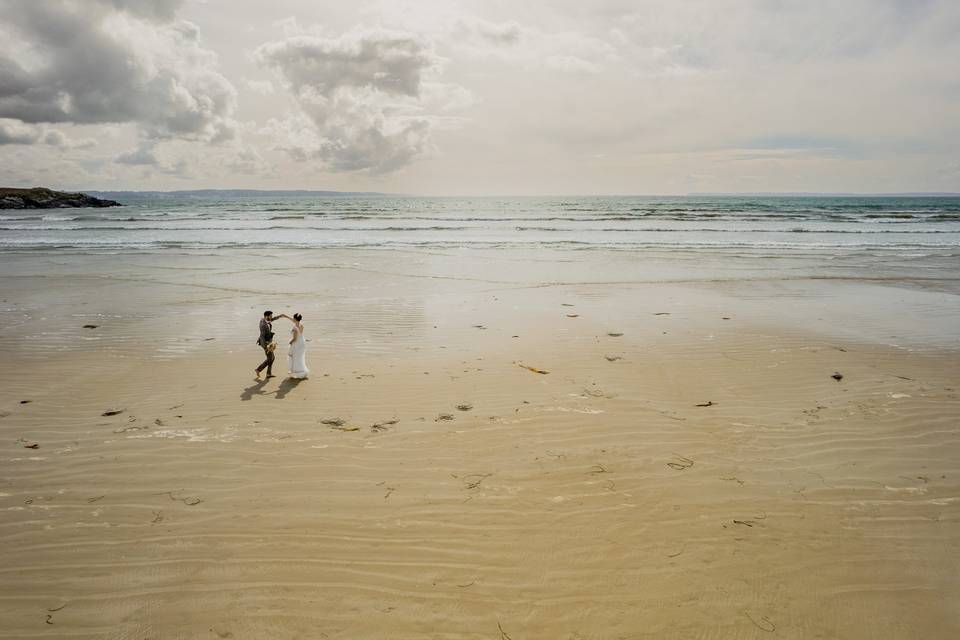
left=254, top=27, right=469, bottom=173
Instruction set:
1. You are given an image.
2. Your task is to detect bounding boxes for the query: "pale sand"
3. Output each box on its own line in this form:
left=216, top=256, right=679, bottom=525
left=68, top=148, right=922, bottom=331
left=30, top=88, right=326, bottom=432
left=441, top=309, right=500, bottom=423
left=1, top=248, right=959, bottom=638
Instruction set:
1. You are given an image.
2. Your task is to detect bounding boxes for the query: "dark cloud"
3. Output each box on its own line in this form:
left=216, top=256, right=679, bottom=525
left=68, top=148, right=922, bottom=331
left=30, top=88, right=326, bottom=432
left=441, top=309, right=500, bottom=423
left=0, top=0, right=236, bottom=141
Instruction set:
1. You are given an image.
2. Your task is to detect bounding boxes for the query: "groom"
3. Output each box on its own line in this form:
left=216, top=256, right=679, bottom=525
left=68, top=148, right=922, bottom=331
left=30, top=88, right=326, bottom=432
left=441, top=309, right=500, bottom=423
left=255, top=310, right=277, bottom=379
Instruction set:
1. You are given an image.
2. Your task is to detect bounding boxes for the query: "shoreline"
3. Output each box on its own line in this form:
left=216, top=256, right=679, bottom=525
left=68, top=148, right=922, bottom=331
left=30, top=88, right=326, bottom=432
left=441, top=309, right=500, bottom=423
left=2, top=246, right=959, bottom=363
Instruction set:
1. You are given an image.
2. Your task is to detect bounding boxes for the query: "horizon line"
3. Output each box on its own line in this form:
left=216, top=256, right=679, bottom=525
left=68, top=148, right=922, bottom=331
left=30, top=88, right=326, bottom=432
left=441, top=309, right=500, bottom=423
left=80, top=188, right=960, bottom=198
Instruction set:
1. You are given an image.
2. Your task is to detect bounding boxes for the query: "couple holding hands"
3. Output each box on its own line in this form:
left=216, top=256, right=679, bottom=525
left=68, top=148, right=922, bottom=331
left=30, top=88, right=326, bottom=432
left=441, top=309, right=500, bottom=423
left=255, top=310, right=309, bottom=380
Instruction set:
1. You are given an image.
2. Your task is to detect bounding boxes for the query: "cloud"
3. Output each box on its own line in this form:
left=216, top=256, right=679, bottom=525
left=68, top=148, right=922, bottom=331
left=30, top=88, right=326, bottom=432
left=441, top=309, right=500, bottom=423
left=224, top=146, right=275, bottom=176
left=116, top=142, right=160, bottom=166
left=0, top=118, right=40, bottom=145
left=0, top=118, right=96, bottom=149
left=94, top=0, right=185, bottom=22
left=609, top=0, right=960, bottom=74
left=453, top=18, right=522, bottom=46
left=41, top=129, right=98, bottom=150
left=543, top=55, right=603, bottom=74
left=254, top=27, right=469, bottom=173
left=4, top=0, right=959, bottom=193
left=449, top=17, right=616, bottom=74
left=740, top=134, right=863, bottom=159
left=0, top=1, right=236, bottom=142
left=253, top=28, right=438, bottom=98
left=259, top=115, right=322, bottom=163
left=114, top=141, right=188, bottom=175
left=243, top=78, right=276, bottom=95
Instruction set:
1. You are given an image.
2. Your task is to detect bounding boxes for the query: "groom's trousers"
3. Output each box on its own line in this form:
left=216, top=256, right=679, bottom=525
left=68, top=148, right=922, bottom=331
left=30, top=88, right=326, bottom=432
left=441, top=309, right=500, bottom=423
left=256, top=346, right=274, bottom=376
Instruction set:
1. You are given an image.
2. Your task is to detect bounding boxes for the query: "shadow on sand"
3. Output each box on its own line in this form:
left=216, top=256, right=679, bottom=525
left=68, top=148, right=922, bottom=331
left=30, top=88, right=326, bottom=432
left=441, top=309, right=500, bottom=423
left=275, top=376, right=305, bottom=399
left=240, top=378, right=270, bottom=401
left=241, top=376, right=306, bottom=401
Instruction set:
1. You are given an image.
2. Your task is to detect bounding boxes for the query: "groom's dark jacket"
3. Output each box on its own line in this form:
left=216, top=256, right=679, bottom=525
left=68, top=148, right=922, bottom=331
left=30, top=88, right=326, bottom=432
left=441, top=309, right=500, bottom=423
left=257, top=318, right=274, bottom=347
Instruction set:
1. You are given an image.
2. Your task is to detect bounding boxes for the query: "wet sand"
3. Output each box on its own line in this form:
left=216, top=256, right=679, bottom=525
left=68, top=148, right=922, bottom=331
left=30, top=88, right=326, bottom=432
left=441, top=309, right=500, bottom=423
left=1, top=247, right=959, bottom=638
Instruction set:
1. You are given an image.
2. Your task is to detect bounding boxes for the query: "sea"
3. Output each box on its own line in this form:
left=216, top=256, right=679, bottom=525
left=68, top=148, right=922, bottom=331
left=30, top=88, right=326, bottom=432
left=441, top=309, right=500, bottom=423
left=2, top=193, right=960, bottom=253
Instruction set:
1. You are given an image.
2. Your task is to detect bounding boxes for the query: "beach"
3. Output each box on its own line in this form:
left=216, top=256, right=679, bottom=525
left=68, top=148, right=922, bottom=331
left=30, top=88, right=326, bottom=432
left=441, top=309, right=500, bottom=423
left=1, top=242, right=959, bottom=638
left=4, top=0, right=960, bottom=633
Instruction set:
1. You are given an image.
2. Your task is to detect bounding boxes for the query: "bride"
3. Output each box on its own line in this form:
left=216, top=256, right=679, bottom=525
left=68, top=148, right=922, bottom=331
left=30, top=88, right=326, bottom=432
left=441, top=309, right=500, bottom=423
left=284, top=312, right=309, bottom=379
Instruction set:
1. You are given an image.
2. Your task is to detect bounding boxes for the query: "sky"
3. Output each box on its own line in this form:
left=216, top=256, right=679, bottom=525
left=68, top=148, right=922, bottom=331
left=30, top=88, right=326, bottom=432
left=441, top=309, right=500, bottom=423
left=0, top=0, right=959, bottom=195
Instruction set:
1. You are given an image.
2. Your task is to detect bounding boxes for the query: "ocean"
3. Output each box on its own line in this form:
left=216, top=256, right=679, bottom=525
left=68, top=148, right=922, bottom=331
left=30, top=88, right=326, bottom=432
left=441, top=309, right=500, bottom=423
left=2, top=194, right=960, bottom=253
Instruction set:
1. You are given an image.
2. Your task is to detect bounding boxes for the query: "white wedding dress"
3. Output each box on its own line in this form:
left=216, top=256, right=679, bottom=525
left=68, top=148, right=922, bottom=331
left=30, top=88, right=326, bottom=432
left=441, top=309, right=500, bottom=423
left=287, top=323, right=309, bottom=379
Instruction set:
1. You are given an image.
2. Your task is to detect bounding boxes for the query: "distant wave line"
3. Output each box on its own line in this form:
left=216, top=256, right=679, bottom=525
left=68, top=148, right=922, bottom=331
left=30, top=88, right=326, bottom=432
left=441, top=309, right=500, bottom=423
left=3, top=239, right=960, bottom=251
left=39, top=214, right=875, bottom=222
left=3, top=225, right=960, bottom=234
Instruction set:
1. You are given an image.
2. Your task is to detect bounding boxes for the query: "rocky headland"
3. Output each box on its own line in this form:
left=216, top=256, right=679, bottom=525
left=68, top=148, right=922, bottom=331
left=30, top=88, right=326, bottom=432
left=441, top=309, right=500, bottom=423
left=0, top=187, right=121, bottom=209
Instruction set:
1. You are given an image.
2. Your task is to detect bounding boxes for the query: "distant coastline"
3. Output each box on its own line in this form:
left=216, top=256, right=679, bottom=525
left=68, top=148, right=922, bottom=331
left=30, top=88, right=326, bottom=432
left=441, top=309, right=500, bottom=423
left=89, top=190, right=960, bottom=199
left=87, top=189, right=393, bottom=199
left=8, top=188, right=957, bottom=204
left=690, top=192, right=960, bottom=197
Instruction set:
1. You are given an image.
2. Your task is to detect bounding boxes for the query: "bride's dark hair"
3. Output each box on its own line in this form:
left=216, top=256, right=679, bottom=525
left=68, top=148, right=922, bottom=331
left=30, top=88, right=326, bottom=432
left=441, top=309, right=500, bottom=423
left=293, top=313, right=302, bottom=322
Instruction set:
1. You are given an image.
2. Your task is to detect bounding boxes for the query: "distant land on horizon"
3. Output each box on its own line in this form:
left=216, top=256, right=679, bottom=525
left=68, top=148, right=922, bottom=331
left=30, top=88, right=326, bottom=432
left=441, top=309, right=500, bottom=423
left=83, top=189, right=960, bottom=199
left=691, top=192, right=960, bottom=197
left=87, top=189, right=393, bottom=198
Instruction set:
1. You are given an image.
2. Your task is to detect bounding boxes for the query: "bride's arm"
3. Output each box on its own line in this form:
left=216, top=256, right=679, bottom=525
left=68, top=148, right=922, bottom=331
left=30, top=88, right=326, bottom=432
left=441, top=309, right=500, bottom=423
left=289, top=327, right=297, bottom=345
